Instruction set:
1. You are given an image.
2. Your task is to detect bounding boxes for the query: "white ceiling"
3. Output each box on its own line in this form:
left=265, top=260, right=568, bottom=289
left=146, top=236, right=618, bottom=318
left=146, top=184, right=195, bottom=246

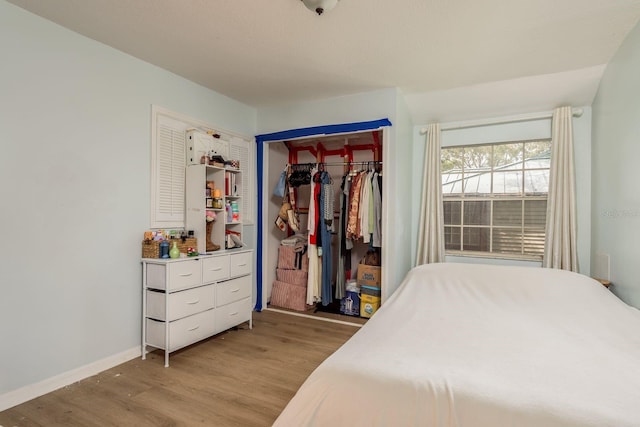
left=8, top=0, right=640, bottom=122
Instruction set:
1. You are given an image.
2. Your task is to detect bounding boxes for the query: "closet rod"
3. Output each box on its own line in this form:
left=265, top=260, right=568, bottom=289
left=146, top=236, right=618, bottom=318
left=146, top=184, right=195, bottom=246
left=289, top=161, right=382, bottom=167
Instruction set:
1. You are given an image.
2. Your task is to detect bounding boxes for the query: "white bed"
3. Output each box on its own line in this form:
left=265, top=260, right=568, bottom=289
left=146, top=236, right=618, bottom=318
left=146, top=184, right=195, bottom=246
left=273, top=263, right=640, bottom=426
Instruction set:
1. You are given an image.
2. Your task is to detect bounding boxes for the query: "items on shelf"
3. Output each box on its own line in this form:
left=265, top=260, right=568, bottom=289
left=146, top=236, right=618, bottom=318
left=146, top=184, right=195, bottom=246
left=212, top=188, right=223, bottom=209
left=231, top=201, right=240, bottom=222
left=169, top=241, right=180, bottom=259
left=226, top=201, right=232, bottom=222
left=186, top=247, right=198, bottom=256
left=160, top=240, right=169, bottom=258
left=225, top=171, right=238, bottom=196
left=206, top=181, right=224, bottom=209
left=141, top=230, right=198, bottom=259
left=205, top=211, right=221, bottom=252
left=186, top=162, right=244, bottom=254
left=225, top=229, right=244, bottom=249
left=208, top=154, right=226, bottom=167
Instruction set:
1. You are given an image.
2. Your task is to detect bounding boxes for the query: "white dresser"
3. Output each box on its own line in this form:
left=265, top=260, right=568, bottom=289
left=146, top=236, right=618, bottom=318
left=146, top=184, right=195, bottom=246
left=141, top=249, right=253, bottom=367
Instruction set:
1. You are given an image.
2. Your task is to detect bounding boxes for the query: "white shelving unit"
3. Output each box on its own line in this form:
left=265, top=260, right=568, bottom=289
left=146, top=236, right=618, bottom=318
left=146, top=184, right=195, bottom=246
left=186, top=164, right=244, bottom=255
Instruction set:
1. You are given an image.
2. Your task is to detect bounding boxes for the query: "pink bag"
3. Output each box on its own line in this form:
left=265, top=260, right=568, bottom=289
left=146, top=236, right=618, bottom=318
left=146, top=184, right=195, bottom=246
left=270, top=280, right=310, bottom=312
left=277, top=245, right=309, bottom=271
left=276, top=268, right=308, bottom=286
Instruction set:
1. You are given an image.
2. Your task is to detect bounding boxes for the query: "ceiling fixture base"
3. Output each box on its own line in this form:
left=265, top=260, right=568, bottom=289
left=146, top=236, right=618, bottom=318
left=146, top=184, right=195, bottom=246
left=300, top=0, right=339, bottom=15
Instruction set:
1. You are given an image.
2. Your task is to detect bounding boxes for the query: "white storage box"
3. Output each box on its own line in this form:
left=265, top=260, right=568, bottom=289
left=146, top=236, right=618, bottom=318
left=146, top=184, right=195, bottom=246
left=186, top=130, right=230, bottom=165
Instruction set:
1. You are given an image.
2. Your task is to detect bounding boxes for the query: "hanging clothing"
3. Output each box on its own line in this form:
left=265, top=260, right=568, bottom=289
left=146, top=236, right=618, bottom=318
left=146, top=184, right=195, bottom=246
left=344, top=175, right=354, bottom=252
left=320, top=171, right=333, bottom=306
left=293, top=161, right=383, bottom=305
left=372, top=171, right=382, bottom=248
left=306, top=244, right=321, bottom=305
left=307, top=166, right=318, bottom=245
left=323, top=176, right=334, bottom=231
left=343, top=173, right=353, bottom=280
left=346, top=171, right=364, bottom=239
left=314, top=171, right=323, bottom=253
left=335, top=174, right=347, bottom=300
left=368, top=172, right=375, bottom=243
left=359, top=171, right=372, bottom=243
left=306, top=166, right=321, bottom=305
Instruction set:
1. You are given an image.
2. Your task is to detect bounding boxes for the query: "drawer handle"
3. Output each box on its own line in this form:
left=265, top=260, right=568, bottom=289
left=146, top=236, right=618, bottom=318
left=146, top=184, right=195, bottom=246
left=187, top=325, right=200, bottom=331
left=230, top=311, right=238, bottom=316
left=179, top=273, right=193, bottom=277
left=210, top=267, right=222, bottom=271
left=231, top=288, right=240, bottom=293
left=187, top=299, right=200, bottom=305
left=237, top=262, right=247, bottom=267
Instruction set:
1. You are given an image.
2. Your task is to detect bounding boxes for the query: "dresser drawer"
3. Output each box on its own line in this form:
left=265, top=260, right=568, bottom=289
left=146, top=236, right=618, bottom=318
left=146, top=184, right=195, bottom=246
left=217, top=274, right=251, bottom=307
left=215, top=297, right=251, bottom=333
left=146, top=309, right=216, bottom=352
left=202, top=255, right=230, bottom=283
left=169, top=259, right=202, bottom=291
left=146, top=260, right=203, bottom=291
left=146, top=285, right=215, bottom=322
left=230, top=252, right=252, bottom=278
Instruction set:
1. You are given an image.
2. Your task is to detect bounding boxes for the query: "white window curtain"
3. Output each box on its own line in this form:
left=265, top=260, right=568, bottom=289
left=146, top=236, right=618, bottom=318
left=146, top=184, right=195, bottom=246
left=416, top=123, right=445, bottom=265
left=543, top=106, right=578, bottom=271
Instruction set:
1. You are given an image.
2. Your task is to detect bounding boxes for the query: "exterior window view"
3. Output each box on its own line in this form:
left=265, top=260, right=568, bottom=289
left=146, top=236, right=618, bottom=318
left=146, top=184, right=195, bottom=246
left=442, top=140, right=551, bottom=259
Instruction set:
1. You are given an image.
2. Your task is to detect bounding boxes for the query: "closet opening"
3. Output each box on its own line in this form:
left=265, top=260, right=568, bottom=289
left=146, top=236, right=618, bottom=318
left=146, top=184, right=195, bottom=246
left=260, top=126, right=387, bottom=324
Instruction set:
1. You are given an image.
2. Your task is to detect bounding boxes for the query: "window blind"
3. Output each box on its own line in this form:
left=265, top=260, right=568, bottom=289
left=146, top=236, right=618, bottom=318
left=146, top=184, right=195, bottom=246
left=151, top=114, right=186, bottom=228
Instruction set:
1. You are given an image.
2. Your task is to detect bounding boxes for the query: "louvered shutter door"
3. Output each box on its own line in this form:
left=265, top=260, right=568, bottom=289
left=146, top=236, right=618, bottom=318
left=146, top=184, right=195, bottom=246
left=229, top=137, right=253, bottom=223
left=152, top=115, right=186, bottom=227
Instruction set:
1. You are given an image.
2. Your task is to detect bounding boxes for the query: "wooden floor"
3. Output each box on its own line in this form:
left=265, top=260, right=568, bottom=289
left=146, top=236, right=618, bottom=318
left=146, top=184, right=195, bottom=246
left=0, top=310, right=360, bottom=427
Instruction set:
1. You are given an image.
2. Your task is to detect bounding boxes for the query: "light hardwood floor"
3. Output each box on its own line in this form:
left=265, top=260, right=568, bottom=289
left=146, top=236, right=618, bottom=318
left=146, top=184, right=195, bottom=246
left=0, top=310, right=361, bottom=427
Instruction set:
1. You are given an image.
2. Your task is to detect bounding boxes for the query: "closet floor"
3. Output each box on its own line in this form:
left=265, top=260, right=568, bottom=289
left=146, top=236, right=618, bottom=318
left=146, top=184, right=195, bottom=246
left=267, top=304, right=368, bottom=326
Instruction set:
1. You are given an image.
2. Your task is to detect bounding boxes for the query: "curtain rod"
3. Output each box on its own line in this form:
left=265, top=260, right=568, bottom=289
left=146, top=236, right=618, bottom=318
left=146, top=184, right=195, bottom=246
left=419, top=107, right=584, bottom=134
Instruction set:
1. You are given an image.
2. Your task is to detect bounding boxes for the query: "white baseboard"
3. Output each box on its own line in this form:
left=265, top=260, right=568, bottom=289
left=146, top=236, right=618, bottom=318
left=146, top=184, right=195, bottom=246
left=0, top=347, right=141, bottom=412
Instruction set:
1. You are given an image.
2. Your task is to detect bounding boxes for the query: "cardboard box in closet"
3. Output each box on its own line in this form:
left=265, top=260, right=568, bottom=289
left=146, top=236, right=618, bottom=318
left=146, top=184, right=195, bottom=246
left=360, top=285, right=381, bottom=318
left=357, top=263, right=382, bottom=289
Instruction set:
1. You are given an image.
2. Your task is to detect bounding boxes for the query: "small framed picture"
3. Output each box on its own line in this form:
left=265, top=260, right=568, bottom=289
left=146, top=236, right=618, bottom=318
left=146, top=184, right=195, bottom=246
left=206, top=198, right=213, bottom=208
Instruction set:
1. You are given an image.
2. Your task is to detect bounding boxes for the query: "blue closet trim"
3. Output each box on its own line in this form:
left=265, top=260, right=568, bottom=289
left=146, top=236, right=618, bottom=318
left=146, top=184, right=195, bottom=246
left=254, top=118, right=392, bottom=312
left=256, top=118, right=392, bottom=143
left=255, top=140, right=265, bottom=311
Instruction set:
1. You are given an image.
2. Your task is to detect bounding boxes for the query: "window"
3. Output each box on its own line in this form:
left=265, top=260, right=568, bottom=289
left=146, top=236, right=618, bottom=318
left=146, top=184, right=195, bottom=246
left=441, top=140, right=551, bottom=259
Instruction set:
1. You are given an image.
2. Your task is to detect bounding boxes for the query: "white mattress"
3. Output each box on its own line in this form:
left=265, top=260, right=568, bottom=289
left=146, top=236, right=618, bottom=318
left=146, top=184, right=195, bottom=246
left=273, top=263, right=640, bottom=426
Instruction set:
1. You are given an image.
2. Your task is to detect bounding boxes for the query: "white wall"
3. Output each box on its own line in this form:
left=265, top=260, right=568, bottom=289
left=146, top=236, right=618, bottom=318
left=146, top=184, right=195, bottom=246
left=256, top=88, right=397, bottom=135
left=411, top=109, right=592, bottom=275
left=388, top=92, right=415, bottom=293
left=0, top=0, right=256, bottom=402
left=591, top=21, right=640, bottom=308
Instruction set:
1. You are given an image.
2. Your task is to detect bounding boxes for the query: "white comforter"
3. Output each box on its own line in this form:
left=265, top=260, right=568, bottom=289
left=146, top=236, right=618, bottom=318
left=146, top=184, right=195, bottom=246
left=273, top=263, right=640, bottom=426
